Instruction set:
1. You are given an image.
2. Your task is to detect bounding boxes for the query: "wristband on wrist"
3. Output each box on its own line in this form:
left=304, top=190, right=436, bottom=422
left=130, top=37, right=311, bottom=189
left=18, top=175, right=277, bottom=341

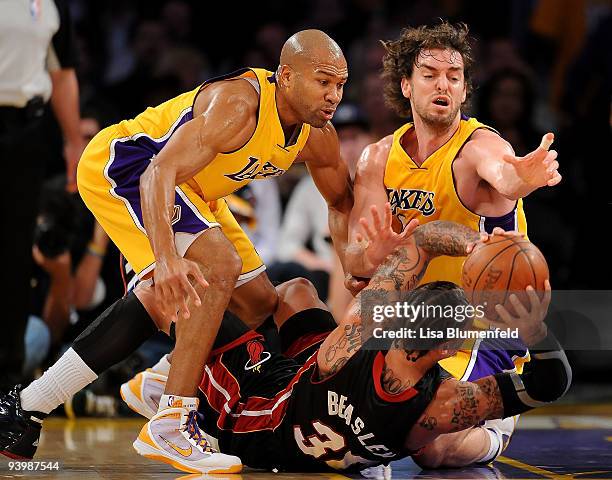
left=86, top=242, right=106, bottom=258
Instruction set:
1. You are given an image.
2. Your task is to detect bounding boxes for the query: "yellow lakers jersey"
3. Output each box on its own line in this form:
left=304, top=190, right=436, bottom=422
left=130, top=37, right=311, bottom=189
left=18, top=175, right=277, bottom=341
left=384, top=116, right=528, bottom=287
left=114, top=68, right=310, bottom=202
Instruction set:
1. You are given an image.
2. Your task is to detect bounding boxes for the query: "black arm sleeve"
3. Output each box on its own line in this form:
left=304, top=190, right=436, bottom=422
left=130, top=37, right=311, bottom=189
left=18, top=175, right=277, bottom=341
left=51, top=0, right=77, bottom=68
left=494, top=330, right=572, bottom=418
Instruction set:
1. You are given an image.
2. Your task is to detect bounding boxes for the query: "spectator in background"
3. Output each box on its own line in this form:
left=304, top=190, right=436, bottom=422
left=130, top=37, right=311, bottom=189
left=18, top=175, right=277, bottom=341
left=24, top=109, right=118, bottom=378
left=477, top=67, right=574, bottom=286
left=104, top=19, right=169, bottom=118
left=0, top=0, right=83, bottom=389
left=226, top=179, right=282, bottom=266
left=271, top=103, right=373, bottom=305
left=328, top=103, right=373, bottom=319
left=333, top=103, right=374, bottom=179
left=361, top=71, right=402, bottom=138
left=155, top=47, right=209, bottom=92
left=161, top=0, right=196, bottom=47
left=528, top=0, right=586, bottom=113
left=272, top=173, right=333, bottom=300
left=27, top=176, right=110, bottom=375
left=477, top=68, right=543, bottom=156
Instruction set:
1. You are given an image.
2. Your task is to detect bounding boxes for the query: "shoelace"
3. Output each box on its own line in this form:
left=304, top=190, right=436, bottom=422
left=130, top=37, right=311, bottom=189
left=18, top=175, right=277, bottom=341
left=183, top=410, right=214, bottom=453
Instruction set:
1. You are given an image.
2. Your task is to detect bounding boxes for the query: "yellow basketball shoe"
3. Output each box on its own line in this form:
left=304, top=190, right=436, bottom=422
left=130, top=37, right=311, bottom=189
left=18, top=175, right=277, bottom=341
left=133, top=398, right=242, bottom=474
left=120, top=370, right=167, bottom=419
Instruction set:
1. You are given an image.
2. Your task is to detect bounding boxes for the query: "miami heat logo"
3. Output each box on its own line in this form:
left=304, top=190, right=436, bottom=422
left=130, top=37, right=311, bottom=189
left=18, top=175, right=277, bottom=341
left=244, top=339, right=271, bottom=372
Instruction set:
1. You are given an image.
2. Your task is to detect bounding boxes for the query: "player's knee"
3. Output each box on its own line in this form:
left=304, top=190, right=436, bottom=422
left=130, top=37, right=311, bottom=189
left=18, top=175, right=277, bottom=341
left=203, top=242, right=242, bottom=283
left=277, top=277, right=317, bottom=303
left=134, top=281, right=168, bottom=333
left=412, top=441, right=446, bottom=469
left=274, top=277, right=325, bottom=329
left=245, top=281, right=279, bottom=327
left=412, top=428, right=484, bottom=469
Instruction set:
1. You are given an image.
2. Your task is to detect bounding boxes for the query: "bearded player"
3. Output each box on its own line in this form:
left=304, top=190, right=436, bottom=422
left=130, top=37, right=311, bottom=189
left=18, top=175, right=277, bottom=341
left=343, top=21, right=562, bottom=465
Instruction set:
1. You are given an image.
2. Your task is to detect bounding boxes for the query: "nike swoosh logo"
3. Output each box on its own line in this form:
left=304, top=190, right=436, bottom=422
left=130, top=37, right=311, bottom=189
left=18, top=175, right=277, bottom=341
left=159, top=434, right=192, bottom=457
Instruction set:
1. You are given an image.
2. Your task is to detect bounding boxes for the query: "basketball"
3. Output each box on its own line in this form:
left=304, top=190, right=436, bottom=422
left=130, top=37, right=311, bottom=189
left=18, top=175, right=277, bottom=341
left=461, top=235, right=549, bottom=320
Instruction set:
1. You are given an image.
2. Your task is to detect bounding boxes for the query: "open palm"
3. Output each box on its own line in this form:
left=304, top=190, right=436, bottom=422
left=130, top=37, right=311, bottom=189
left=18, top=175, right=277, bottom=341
left=503, top=133, right=561, bottom=188
left=356, top=203, right=419, bottom=272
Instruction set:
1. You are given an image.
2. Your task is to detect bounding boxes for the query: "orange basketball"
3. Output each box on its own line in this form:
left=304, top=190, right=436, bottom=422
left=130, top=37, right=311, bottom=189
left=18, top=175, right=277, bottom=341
left=461, top=235, right=549, bottom=321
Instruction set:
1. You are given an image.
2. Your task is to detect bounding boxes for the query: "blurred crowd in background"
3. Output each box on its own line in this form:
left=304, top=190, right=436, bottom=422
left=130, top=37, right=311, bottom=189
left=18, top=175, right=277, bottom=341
left=8, top=0, right=612, bottom=415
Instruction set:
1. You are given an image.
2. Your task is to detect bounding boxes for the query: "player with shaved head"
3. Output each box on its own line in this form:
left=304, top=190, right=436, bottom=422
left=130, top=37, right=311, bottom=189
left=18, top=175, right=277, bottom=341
left=0, top=29, right=353, bottom=474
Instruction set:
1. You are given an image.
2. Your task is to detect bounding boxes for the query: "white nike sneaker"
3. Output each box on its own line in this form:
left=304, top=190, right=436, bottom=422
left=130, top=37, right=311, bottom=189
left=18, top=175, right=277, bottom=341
left=133, top=399, right=242, bottom=474
left=120, top=370, right=166, bottom=419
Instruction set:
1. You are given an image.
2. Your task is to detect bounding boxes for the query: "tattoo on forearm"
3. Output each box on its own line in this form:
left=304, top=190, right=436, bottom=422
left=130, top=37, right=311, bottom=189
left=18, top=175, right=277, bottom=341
left=367, top=243, right=428, bottom=293
left=324, top=324, right=363, bottom=363
left=418, top=415, right=437, bottom=431
left=321, top=356, right=348, bottom=379
left=450, top=382, right=480, bottom=431
left=381, top=364, right=412, bottom=394
left=478, top=377, right=504, bottom=419
left=414, top=221, right=479, bottom=258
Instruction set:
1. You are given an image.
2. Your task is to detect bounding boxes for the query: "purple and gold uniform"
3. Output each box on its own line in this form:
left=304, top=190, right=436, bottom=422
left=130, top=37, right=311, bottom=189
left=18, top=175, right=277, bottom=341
left=77, top=68, right=310, bottom=284
left=383, top=116, right=529, bottom=380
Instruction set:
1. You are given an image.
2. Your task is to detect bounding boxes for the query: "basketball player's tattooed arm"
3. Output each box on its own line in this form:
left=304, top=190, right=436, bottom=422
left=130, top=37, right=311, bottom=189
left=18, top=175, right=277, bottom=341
left=405, top=376, right=505, bottom=451
left=467, top=129, right=561, bottom=200
left=318, top=220, right=480, bottom=378
left=408, top=297, right=568, bottom=452
left=140, top=81, right=258, bottom=321
left=298, top=123, right=354, bottom=270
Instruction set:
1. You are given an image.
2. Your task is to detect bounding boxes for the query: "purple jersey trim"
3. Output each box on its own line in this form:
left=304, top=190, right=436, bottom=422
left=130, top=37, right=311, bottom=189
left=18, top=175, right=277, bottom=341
left=104, top=108, right=214, bottom=235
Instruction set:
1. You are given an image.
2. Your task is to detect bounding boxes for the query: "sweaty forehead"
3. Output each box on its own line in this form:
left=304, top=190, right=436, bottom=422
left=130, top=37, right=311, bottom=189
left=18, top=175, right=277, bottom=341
left=293, top=47, right=347, bottom=75
left=312, top=58, right=348, bottom=78
left=416, top=48, right=464, bottom=69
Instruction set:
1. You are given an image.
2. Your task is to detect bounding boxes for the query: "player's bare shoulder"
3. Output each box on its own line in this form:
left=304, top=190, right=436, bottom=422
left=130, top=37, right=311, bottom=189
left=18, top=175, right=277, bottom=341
left=355, top=134, right=393, bottom=181
left=298, top=121, right=339, bottom=165
left=192, top=78, right=259, bottom=151
left=458, top=128, right=513, bottom=164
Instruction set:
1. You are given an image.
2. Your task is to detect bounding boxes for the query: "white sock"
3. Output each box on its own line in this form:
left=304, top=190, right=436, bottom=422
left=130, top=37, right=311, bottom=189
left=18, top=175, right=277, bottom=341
left=150, top=354, right=171, bottom=376
left=158, top=394, right=198, bottom=412
left=20, top=348, right=97, bottom=414
left=476, top=427, right=503, bottom=464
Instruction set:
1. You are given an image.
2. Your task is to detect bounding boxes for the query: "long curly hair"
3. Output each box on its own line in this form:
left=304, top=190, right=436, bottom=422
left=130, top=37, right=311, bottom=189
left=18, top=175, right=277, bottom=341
left=381, top=21, right=475, bottom=119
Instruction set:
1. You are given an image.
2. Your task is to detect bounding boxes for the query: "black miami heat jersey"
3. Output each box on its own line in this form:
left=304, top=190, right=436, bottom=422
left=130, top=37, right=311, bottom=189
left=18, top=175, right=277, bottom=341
left=198, top=318, right=449, bottom=472
left=276, top=347, right=449, bottom=471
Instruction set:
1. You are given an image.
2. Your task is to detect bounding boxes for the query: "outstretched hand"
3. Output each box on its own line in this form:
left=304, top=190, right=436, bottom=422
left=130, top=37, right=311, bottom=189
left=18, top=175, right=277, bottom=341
left=502, top=133, right=561, bottom=189
left=356, top=202, right=419, bottom=273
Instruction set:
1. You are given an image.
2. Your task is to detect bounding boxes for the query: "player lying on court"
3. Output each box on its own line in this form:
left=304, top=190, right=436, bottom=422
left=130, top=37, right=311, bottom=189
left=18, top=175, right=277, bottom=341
left=123, top=219, right=571, bottom=473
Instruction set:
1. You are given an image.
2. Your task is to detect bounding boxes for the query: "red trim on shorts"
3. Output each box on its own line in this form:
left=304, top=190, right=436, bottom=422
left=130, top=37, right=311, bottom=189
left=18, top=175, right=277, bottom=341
left=199, top=355, right=241, bottom=418
left=210, top=331, right=263, bottom=357
left=372, top=352, right=418, bottom=403
left=283, top=331, right=329, bottom=359
left=119, top=253, right=128, bottom=296
left=203, top=353, right=319, bottom=433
